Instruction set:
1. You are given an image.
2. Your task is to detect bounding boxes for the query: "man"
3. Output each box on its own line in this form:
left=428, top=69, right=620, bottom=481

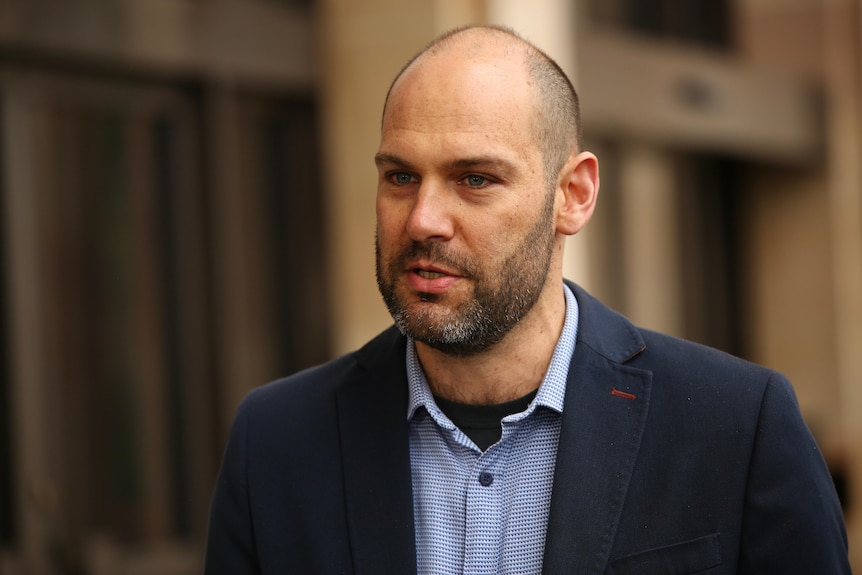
left=205, top=25, right=850, bottom=574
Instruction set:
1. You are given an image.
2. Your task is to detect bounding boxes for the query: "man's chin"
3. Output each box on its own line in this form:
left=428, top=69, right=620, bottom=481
left=401, top=302, right=454, bottom=328
left=416, top=292, right=440, bottom=303
left=411, top=331, right=497, bottom=358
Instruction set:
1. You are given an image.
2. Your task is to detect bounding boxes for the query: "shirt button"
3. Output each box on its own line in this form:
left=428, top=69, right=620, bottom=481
left=478, top=472, right=494, bottom=487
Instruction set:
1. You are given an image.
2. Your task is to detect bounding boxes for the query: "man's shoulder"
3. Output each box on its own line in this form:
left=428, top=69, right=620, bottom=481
left=568, top=280, right=775, bottom=377
left=637, top=327, right=769, bottom=374
left=621, top=324, right=793, bottom=426
left=568, top=280, right=783, bottom=401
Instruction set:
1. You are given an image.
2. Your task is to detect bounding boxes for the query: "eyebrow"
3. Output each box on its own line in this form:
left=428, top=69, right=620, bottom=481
left=374, top=152, right=414, bottom=169
left=374, top=152, right=517, bottom=177
left=445, top=157, right=517, bottom=175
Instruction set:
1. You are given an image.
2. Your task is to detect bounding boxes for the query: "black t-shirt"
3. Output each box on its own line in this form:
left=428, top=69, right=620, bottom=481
left=433, top=389, right=538, bottom=451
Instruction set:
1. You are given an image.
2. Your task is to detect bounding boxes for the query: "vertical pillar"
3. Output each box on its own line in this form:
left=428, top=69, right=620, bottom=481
left=1, top=76, right=54, bottom=575
left=617, top=144, right=684, bottom=336
left=205, top=85, right=251, bottom=432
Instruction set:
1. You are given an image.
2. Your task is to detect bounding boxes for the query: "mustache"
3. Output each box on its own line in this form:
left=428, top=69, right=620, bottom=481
left=392, top=241, right=478, bottom=278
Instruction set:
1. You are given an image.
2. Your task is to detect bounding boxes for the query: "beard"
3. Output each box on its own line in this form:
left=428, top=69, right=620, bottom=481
left=375, top=193, right=556, bottom=357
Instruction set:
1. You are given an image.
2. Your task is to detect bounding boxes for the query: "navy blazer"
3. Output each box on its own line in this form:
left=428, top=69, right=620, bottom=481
left=205, top=282, right=850, bottom=574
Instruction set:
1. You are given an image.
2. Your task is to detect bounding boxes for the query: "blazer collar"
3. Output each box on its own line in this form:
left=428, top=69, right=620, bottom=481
left=543, top=282, right=652, bottom=574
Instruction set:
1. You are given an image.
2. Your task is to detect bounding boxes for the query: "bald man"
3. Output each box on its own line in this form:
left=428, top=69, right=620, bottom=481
left=205, top=26, right=849, bottom=575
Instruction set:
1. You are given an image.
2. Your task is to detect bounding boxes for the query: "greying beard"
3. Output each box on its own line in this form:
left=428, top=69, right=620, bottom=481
left=376, top=190, right=556, bottom=357
left=389, top=285, right=539, bottom=357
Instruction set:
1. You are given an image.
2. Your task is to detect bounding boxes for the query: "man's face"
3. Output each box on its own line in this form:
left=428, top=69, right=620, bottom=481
left=375, top=50, right=560, bottom=356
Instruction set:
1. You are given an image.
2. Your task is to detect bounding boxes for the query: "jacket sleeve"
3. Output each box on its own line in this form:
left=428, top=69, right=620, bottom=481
left=738, top=373, right=850, bottom=574
left=204, top=399, right=261, bottom=575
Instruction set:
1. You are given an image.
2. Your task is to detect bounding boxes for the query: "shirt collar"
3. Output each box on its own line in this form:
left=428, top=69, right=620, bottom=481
left=406, top=283, right=579, bottom=421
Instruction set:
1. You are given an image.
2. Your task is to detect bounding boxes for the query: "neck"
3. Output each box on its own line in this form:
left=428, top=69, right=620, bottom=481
left=416, top=283, right=566, bottom=405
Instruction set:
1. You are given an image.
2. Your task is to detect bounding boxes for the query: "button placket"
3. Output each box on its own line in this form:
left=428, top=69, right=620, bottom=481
left=463, top=451, right=503, bottom=574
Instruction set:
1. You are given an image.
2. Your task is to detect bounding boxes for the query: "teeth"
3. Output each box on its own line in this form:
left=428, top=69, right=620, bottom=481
left=417, top=270, right=446, bottom=280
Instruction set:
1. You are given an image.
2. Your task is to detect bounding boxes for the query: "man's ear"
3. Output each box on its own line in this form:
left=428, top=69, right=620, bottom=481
left=556, top=151, right=600, bottom=236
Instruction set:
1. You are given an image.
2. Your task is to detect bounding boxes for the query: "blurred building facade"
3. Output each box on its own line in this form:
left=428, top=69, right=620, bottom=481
left=0, top=0, right=860, bottom=572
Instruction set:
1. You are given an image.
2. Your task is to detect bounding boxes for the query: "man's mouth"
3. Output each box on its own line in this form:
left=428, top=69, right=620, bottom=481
left=405, top=263, right=460, bottom=295
left=415, top=269, right=448, bottom=280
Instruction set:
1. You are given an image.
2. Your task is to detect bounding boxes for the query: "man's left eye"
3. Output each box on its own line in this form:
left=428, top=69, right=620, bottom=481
left=464, top=175, right=487, bottom=187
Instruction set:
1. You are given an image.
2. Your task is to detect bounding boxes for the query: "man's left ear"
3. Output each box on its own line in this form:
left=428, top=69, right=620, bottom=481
left=556, top=151, right=600, bottom=236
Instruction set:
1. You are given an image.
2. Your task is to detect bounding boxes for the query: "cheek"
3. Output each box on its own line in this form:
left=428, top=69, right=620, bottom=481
left=478, top=202, right=547, bottom=254
left=376, top=209, right=416, bottom=266
left=491, top=205, right=531, bottom=236
left=376, top=199, right=405, bottom=236
left=461, top=217, right=517, bottom=261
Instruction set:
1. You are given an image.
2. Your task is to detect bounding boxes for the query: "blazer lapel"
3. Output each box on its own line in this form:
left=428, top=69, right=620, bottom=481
left=544, top=285, right=652, bottom=575
left=336, top=328, right=418, bottom=575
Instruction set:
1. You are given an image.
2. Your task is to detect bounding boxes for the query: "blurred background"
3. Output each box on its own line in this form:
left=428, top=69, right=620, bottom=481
left=0, top=0, right=861, bottom=572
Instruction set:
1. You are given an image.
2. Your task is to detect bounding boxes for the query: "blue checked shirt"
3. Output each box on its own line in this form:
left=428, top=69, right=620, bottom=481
left=406, top=284, right=579, bottom=575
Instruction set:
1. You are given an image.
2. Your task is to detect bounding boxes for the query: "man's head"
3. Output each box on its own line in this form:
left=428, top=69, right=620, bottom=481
left=382, top=25, right=583, bottom=186
left=375, top=26, right=598, bottom=357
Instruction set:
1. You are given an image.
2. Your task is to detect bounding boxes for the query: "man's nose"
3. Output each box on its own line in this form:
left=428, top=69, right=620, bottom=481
left=405, top=182, right=455, bottom=242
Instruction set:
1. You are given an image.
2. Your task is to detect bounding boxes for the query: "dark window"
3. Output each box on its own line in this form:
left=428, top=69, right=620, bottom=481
left=259, top=97, right=330, bottom=377
left=590, top=0, right=732, bottom=49
left=677, top=156, right=744, bottom=356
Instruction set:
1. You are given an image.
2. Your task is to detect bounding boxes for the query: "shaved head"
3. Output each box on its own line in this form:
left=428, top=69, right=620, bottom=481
left=382, top=25, right=582, bottom=186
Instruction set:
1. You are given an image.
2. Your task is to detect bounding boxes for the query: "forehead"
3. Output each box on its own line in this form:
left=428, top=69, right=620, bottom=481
left=382, top=46, right=537, bottom=145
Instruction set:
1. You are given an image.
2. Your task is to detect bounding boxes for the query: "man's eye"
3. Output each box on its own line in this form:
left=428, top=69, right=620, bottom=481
left=391, top=172, right=414, bottom=185
left=464, top=175, right=487, bottom=187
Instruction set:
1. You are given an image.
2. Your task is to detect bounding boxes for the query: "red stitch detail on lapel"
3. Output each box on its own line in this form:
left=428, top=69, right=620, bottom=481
left=610, top=388, right=637, bottom=401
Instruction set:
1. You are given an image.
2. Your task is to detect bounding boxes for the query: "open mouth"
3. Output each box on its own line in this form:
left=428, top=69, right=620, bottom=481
left=406, top=264, right=460, bottom=295
left=415, top=269, right=448, bottom=280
